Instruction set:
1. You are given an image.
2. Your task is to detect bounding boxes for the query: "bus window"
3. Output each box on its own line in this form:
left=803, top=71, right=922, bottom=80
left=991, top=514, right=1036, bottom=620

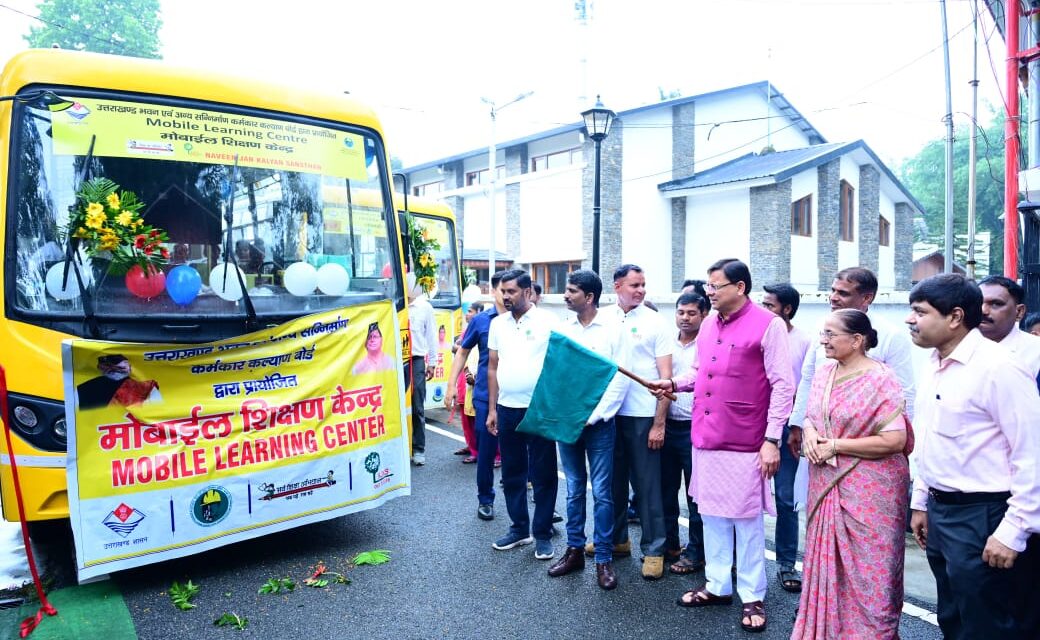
left=412, top=215, right=460, bottom=310
left=10, top=94, right=401, bottom=341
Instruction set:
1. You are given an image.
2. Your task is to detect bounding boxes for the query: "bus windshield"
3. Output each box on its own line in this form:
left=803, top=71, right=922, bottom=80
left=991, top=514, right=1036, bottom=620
left=10, top=91, right=400, bottom=338
left=411, top=214, right=460, bottom=309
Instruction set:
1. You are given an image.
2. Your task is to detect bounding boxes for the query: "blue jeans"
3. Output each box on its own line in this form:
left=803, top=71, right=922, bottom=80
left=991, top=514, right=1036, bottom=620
left=773, top=423, right=798, bottom=568
left=558, top=418, right=616, bottom=563
left=473, top=399, right=497, bottom=506
left=497, top=405, right=558, bottom=541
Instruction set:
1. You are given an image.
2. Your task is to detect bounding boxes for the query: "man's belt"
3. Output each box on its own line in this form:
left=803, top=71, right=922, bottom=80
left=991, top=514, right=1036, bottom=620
left=928, top=489, right=1011, bottom=505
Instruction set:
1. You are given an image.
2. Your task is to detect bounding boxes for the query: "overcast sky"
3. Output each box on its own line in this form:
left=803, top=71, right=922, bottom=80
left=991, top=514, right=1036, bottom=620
left=0, top=0, right=1009, bottom=169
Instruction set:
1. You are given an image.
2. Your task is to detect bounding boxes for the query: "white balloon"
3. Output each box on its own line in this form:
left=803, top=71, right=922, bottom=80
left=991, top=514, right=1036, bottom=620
left=284, top=262, right=318, bottom=297
left=209, top=264, right=246, bottom=301
left=45, top=262, right=91, bottom=301
left=316, top=263, right=349, bottom=296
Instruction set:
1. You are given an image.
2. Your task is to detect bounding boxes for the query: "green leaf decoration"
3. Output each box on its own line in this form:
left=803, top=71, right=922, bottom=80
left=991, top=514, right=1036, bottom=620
left=352, top=549, right=391, bottom=566
left=257, top=577, right=296, bottom=594
left=169, top=580, right=200, bottom=611
left=214, top=612, right=248, bottom=631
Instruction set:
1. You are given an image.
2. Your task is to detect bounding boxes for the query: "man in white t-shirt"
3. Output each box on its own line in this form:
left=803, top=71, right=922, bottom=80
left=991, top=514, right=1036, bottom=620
left=602, top=264, right=673, bottom=580
left=760, top=282, right=814, bottom=593
left=407, top=279, right=438, bottom=466
left=486, top=269, right=559, bottom=561
left=978, top=275, right=1040, bottom=381
left=661, top=290, right=709, bottom=576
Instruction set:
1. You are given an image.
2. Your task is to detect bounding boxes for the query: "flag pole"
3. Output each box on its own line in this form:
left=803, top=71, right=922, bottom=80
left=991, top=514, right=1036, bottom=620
left=616, top=365, right=677, bottom=401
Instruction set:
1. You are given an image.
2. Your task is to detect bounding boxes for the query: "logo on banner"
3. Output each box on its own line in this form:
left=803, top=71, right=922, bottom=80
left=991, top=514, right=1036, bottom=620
left=67, top=102, right=91, bottom=120
left=190, top=486, right=232, bottom=526
left=364, top=452, right=394, bottom=488
left=257, top=471, right=337, bottom=502
left=431, top=386, right=444, bottom=403
left=102, top=503, right=145, bottom=538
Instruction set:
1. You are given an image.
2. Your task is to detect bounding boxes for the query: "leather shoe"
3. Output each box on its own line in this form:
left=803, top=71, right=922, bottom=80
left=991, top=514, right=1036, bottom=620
left=548, top=546, right=585, bottom=577
left=596, top=562, right=618, bottom=590
left=477, top=504, right=494, bottom=521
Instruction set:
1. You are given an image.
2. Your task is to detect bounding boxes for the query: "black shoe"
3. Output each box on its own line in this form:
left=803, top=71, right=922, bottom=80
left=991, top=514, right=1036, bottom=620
left=477, top=504, right=494, bottom=521
left=552, top=511, right=564, bottom=523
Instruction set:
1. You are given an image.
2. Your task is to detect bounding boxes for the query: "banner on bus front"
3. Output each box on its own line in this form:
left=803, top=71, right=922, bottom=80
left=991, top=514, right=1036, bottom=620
left=62, top=301, right=409, bottom=581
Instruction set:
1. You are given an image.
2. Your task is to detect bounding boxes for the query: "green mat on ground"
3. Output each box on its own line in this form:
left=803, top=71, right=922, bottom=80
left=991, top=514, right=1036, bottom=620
left=0, top=581, right=135, bottom=640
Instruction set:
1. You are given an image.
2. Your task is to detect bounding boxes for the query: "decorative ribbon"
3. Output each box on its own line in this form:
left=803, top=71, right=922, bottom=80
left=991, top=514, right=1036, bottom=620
left=0, top=366, right=58, bottom=637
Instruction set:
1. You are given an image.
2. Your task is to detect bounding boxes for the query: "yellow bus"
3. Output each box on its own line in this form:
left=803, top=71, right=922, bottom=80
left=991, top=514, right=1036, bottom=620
left=0, top=49, right=409, bottom=522
left=395, top=196, right=462, bottom=409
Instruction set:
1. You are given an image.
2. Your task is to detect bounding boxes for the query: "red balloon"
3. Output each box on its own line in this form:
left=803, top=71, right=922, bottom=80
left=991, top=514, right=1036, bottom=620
left=125, top=264, right=166, bottom=299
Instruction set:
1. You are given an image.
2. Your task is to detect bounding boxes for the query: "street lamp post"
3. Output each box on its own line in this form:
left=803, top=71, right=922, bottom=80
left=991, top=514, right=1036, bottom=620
left=581, top=96, right=616, bottom=275
left=481, top=91, right=533, bottom=282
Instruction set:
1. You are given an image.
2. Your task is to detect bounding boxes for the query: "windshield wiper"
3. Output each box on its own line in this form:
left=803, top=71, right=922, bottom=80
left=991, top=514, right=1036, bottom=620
left=62, top=134, right=101, bottom=339
left=220, top=156, right=259, bottom=333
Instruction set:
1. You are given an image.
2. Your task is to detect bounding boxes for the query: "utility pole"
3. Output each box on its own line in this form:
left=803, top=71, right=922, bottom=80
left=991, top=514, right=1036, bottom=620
left=967, top=0, right=979, bottom=280
left=940, top=0, right=955, bottom=273
left=481, top=92, right=532, bottom=283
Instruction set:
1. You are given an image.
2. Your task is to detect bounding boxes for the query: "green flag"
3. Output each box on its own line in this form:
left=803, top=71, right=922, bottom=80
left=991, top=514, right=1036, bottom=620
left=517, top=331, right=618, bottom=444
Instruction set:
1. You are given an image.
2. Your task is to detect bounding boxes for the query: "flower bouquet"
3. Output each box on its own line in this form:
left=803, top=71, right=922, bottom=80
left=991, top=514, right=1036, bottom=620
left=66, top=177, right=169, bottom=276
left=405, top=214, right=440, bottom=294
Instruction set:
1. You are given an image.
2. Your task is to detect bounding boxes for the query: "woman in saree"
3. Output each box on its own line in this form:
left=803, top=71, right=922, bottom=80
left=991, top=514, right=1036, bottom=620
left=791, top=309, right=912, bottom=640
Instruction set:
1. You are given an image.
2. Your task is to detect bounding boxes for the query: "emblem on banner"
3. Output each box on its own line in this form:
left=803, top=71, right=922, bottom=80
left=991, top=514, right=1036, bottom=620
left=102, top=503, right=145, bottom=538
left=190, top=486, right=232, bottom=526
left=364, top=452, right=394, bottom=488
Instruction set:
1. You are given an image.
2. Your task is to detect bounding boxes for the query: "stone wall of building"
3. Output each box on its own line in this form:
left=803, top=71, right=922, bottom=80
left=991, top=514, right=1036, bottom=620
left=671, top=103, right=695, bottom=288
left=857, top=164, right=880, bottom=273
left=582, top=119, right=624, bottom=276
left=440, top=160, right=465, bottom=254
left=505, top=145, right=527, bottom=263
left=816, top=159, right=840, bottom=289
left=894, top=202, right=914, bottom=290
left=749, top=179, right=792, bottom=289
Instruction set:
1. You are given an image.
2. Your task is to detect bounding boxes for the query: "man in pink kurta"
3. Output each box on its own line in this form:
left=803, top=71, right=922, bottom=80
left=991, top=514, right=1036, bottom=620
left=669, top=259, right=793, bottom=633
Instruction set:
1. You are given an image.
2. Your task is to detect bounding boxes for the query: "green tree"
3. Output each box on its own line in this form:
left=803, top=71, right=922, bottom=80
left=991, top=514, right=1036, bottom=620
left=25, top=0, right=162, bottom=59
left=898, top=106, right=1007, bottom=275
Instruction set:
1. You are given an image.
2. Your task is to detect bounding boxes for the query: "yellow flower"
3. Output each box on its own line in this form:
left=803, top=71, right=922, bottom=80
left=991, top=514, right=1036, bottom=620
left=419, top=253, right=434, bottom=268
left=85, top=210, right=107, bottom=230
left=86, top=202, right=104, bottom=217
left=420, top=228, right=430, bottom=241
left=133, top=219, right=144, bottom=229
left=115, top=211, right=133, bottom=226
left=106, top=193, right=121, bottom=209
left=73, top=226, right=89, bottom=238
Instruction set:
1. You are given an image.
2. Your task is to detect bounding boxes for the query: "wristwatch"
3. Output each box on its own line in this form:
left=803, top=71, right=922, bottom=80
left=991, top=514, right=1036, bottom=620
left=764, top=437, right=780, bottom=446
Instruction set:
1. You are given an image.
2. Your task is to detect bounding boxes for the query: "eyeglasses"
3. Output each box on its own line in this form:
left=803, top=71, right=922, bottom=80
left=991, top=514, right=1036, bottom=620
left=818, top=330, right=853, bottom=340
left=704, top=282, right=735, bottom=294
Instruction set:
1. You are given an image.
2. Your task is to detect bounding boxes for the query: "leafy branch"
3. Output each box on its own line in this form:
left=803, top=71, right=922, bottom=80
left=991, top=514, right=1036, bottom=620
left=257, top=577, right=295, bottom=595
left=303, top=561, right=350, bottom=588
left=214, top=612, right=248, bottom=631
left=169, top=580, right=200, bottom=611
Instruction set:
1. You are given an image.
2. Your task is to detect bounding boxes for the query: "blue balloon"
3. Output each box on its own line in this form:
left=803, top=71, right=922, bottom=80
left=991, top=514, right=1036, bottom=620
left=166, top=265, right=202, bottom=305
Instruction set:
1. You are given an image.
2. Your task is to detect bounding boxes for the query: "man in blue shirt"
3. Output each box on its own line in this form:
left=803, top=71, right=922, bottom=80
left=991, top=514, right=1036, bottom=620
left=446, top=271, right=505, bottom=521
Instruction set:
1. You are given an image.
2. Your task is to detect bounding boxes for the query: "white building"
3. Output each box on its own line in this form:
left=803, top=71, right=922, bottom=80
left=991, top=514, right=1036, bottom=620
left=404, top=82, right=921, bottom=295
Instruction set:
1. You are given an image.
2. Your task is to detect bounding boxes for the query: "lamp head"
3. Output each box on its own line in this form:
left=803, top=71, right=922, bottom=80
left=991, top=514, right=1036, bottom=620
left=581, top=95, right=616, bottom=142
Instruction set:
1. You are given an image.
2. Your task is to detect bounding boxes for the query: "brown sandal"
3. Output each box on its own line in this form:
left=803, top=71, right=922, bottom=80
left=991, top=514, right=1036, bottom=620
left=669, top=556, right=705, bottom=575
left=676, top=587, right=733, bottom=608
left=740, top=601, right=766, bottom=633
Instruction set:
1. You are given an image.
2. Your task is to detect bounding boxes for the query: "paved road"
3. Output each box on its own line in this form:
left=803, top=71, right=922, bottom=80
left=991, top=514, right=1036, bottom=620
left=91, top=414, right=940, bottom=640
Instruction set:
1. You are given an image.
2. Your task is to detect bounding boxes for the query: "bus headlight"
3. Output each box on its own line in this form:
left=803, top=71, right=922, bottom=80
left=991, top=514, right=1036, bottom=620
left=12, top=405, right=40, bottom=432
left=5, top=393, right=68, bottom=452
left=52, top=418, right=67, bottom=442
